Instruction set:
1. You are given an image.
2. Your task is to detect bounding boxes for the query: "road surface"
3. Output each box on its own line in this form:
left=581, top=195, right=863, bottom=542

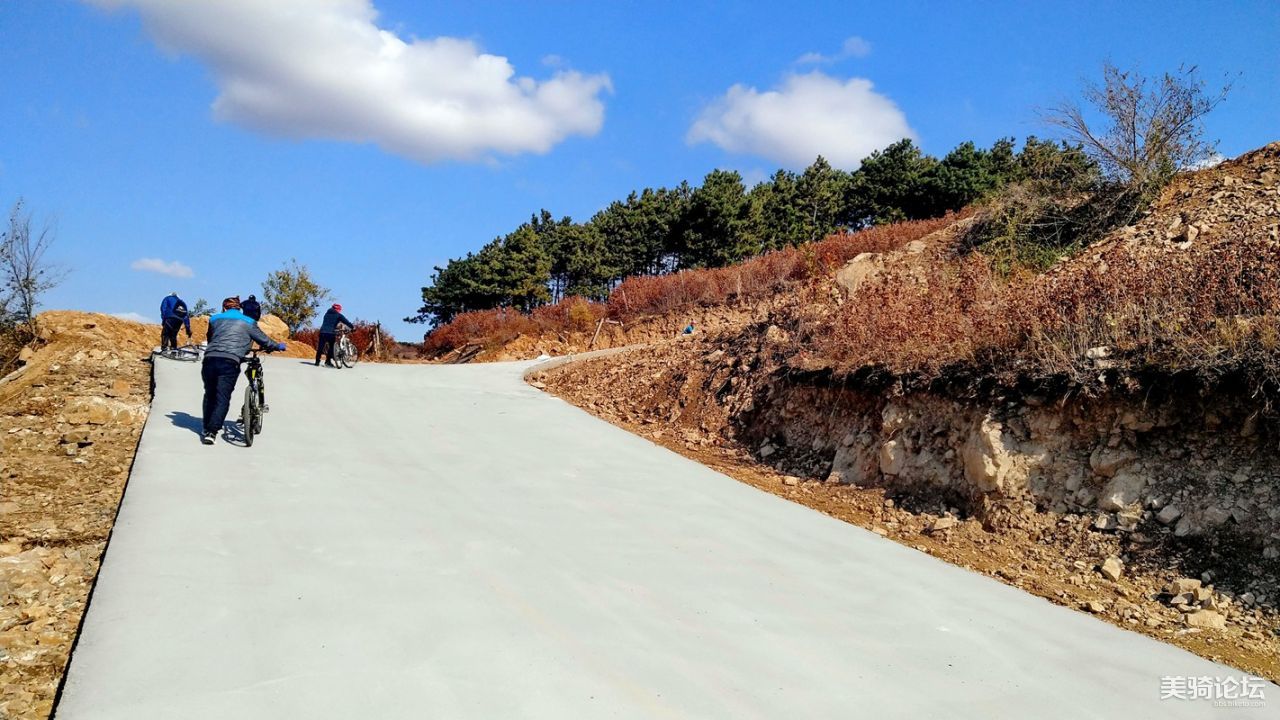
left=55, top=358, right=1275, bottom=718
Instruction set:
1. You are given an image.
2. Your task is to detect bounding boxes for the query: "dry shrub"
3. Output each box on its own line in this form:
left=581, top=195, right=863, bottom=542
left=421, top=308, right=539, bottom=356
left=609, top=213, right=963, bottom=321
left=819, top=222, right=1280, bottom=389
left=530, top=296, right=608, bottom=334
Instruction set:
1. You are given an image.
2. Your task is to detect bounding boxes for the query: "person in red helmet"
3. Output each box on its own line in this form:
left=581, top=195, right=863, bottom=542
left=315, top=302, right=353, bottom=367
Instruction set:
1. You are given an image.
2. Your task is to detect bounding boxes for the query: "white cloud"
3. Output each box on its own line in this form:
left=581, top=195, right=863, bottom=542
left=796, top=36, right=872, bottom=65
left=1189, top=152, right=1226, bottom=171
left=111, top=311, right=152, bottom=324
left=87, top=0, right=611, bottom=163
left=131, top=257, right=194, bottom=278
left=687, top=71, right=915, bottom=169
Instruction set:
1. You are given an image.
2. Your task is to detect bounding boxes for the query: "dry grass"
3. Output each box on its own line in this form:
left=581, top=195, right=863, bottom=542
left=815, top=222, right=1280, bottom=390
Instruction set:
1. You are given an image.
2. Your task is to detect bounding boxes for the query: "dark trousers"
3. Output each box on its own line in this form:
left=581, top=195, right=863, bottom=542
left=201, top=357, right=240, bottom=435
left=161, top=317, right=183, bottom=350
left=315, top=332, right=336, bottom=365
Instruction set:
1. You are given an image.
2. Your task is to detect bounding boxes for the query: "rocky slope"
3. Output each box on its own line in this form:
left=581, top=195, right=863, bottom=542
left=530, top=145, right=1280, bottom=681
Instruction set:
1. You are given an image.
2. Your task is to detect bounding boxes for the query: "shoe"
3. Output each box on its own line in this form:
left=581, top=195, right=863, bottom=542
left=201, top=432, right=215, bottom=445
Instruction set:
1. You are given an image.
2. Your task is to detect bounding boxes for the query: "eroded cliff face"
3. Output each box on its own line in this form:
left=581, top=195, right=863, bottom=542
left=742, top=379, right=1278, bottom=555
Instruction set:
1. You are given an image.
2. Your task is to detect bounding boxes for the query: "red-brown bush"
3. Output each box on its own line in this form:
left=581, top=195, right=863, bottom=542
left=607, top=213, right=963, bottom=322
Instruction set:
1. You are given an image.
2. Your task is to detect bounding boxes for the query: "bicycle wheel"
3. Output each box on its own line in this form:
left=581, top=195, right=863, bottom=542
left=253, top=380, right=265, bottom=435
left=341, top=338, right=359, bottom=368
left=242, top=386, right=256, bottom=447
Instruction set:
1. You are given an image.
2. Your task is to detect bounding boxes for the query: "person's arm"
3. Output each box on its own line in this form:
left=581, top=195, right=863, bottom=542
left=183, top=315, right=192, bottom=336
left=338, top=313, right=354, bottom=330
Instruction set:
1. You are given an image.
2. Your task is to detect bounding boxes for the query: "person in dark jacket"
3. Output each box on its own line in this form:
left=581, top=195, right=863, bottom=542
left=201, top=296, right=286, bottom=445
left=159, top=292, right=192, bottom=351
left=315, top=303, right=353, bottom=367
left=241, top=294, right=262, bottom=321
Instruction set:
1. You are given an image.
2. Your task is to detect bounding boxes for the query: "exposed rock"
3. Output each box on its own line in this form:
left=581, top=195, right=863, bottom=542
left=927, top=516, right=959, bottom=533
left=879, top=439, right=905, bottom=476
left=1184, top=610, right=1227, bottom=630
left=1098, top=469, right=1146, bottom=511
left=60, top=428, right=92, bottom=446
left=834, top=253, right=885, bottom=295
left=1099, top=556, right=1124, bottom=582
left=1089, top=446, right=1138, bottom=478
left=962, top=416, right=1025, bottom=493
left=1156, top=504, right=1183, bottom=525
left=1201, top=505, right=1232, bottom=528
left=1166, top=578, right=1202, bottom=596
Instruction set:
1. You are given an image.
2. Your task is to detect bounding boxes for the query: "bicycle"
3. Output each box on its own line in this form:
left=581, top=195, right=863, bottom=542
left=333, top=328, right=359, bottom=369
left=239, top=348, right=271, bottom=447
left=155, top=343, right=204, bottom=362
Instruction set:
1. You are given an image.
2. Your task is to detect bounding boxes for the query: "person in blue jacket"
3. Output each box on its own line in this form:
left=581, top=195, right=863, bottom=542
left=315, top=303, right=354, bottom=367
left=200, top=296, right=286, bottom=445
left=159, top=292, right=191, bottom=351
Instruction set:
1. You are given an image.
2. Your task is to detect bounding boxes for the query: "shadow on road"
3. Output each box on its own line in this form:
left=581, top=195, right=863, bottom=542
left=166, top=411, right=204, bottom=436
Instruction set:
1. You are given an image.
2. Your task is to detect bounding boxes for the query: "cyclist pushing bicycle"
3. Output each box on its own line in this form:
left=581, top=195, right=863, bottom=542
left=314, top=303, right=354, bottom=368
left=200, top=296, right=286, bottom=445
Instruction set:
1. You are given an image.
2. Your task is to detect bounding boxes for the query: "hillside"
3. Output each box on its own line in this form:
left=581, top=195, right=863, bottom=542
left=529, top=143, right=1280, bottom=679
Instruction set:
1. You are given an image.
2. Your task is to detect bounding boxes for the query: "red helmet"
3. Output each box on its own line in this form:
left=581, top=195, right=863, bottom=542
left=333, top=303, right=342, bottom=312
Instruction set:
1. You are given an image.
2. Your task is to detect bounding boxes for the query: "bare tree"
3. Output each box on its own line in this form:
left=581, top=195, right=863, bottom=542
left=1043, top=63, right=1231, bottom=194
left=1, top=199, right=65, bottom=332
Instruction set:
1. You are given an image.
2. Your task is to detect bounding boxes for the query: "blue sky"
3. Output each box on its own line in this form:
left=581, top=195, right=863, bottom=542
left=3, top=0, right=1277, bottom=340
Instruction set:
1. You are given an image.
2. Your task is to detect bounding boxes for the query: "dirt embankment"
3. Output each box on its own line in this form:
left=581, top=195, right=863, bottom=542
left=0, top=311, right=310, bottom=720
left=528, top=145, right=1280, bottom=681
left=534, top=336, right=1280, bottom=681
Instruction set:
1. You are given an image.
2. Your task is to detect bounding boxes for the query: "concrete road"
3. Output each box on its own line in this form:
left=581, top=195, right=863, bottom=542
left=56, top=358, right=1275, bottom=718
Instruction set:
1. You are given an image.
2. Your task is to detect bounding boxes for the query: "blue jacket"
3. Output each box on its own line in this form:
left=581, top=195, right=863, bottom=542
left=205, top=309, right=277, bottom=362
left=319, top=308, right=353, bottom=334
left=160, top=295, right=192, bottom=334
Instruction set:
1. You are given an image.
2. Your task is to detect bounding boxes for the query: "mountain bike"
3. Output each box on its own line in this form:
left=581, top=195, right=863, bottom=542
left=239, top=348, right=271, bottom=447
left=333, top=328, right=359, bottom=369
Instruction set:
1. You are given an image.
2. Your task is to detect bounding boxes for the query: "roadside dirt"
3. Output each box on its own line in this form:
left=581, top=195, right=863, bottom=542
left=0, top=311, right=309, bottom=720
left=534, top=341, right=1280, bottom=683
